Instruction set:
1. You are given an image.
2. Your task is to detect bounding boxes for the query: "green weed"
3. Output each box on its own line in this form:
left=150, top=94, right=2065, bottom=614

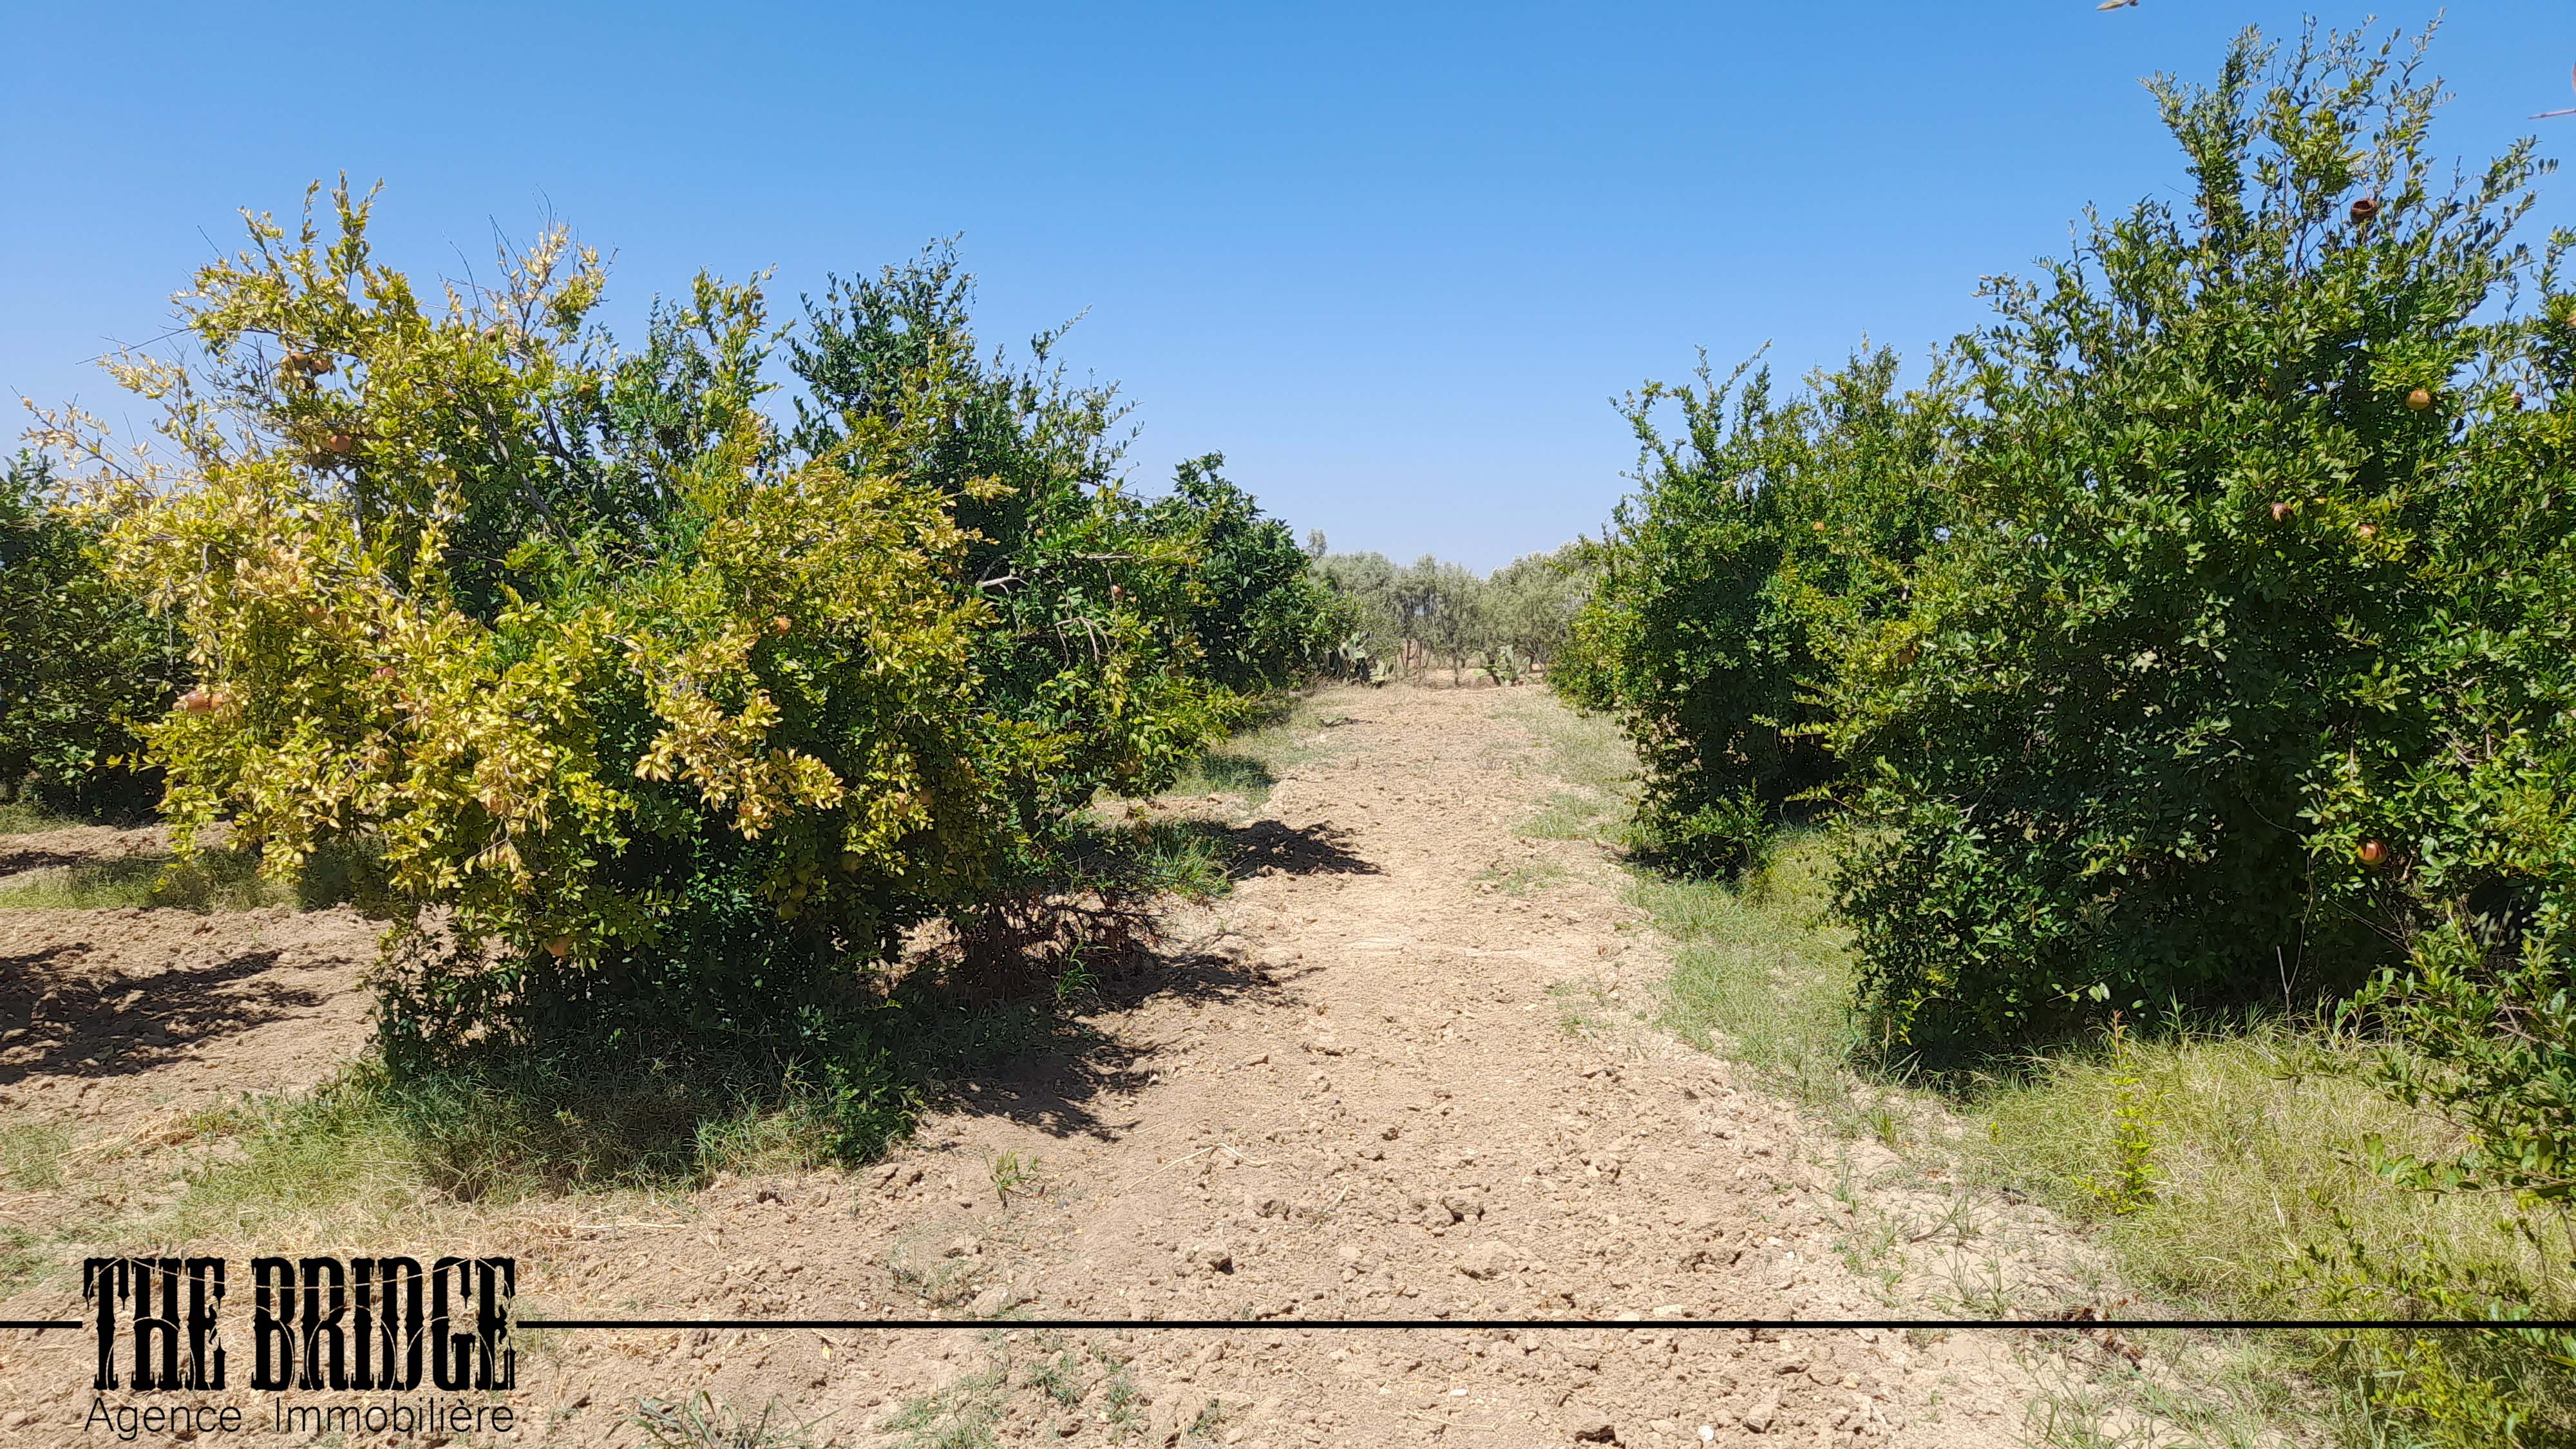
left=0, top=802, right=78, bottom=835
left=987, top=1149, right=1041, bottom=1207
left=1497, top=694, right=1636, bottom=844
left=0, top=1122, right=70, bottom=1191
left=0, top=850, right=287, bottom=913
left=1526, top=790, right=1621, bottom=843
left=1473, top=858, right=1566, bottom=897
left=880, top=1333, right=1141, bottom=1448
left=635, top=1392, right=827, bottom=1448
left=1631, top=832, right=1865, bottom=1113
left=1545, top=978, right=1615, bottom=1039
left=2071, top=1015, right=2163, bottom=1217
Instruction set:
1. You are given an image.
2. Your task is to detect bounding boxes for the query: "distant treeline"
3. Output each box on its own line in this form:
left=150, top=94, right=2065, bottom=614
left=1307, top=538, right=1596, bottom=685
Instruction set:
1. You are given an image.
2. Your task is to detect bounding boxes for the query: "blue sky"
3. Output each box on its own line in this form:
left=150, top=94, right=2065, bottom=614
left=6, top=2, right=2572, bottom=569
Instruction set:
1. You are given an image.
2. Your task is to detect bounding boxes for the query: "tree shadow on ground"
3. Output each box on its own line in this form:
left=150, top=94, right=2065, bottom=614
left=1215, top=819, right=1378, bottom=880
left=0, top=846, right=116, bottom=876
left=340, top=880, right=1333, bottom=1197
left=886, top=819, right=1368, bottom=1141
left=204, top=819, right=1376, bottom=1203
left=0, top=943, right=319, bottom=1089
left=921, top=935, right=1320, bottom=1146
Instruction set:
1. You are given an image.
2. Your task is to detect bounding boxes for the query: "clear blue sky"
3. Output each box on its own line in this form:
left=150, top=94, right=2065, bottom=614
left=6, top=2, right=2571, bottom=570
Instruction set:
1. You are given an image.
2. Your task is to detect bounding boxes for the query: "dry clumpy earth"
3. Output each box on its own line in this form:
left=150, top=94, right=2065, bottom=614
left=0, top=687, right=2171, bottom=1447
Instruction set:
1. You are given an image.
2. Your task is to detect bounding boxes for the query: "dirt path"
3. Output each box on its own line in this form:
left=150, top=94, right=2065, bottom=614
left=0, top=687, right=2148, bottom=1447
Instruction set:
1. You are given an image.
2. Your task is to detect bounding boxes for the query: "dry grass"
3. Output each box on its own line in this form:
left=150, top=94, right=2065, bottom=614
left=878, top=1332, right=1145, bottom=1449
left=0, top=1122, right=70, bottom=1191
left=1971, top=1020, right=2570, bottom=1315
left=1495, top=693, right=1636, bottom=846
left=0, top=849, right=295, bottom=913
left=635, top=1391, right=831, bottom=1448
left=1166, top=690, right=1347, bottom=812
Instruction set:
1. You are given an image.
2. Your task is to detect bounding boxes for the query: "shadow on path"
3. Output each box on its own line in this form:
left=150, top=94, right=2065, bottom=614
left=0, top=943, right=322, bottom=1088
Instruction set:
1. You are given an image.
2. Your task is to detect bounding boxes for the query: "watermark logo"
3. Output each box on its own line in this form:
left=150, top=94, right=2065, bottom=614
left=83, top=1254, right=514, bottom=1393
left=69, top=1254, right=521, bottom=1440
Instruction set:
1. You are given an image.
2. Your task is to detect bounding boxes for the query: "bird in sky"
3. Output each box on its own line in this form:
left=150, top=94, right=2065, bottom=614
left=2096, top=0, right=2138, bottom=9
left=2539, top=64, right=2576, bottom=118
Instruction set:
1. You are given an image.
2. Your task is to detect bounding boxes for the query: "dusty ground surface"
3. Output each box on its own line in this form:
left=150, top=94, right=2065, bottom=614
left=0, top=825, right=164, bottom=882
left=1, top=904, right=377, bottom=1124
left=0, top=687, right=2170, bottom=1447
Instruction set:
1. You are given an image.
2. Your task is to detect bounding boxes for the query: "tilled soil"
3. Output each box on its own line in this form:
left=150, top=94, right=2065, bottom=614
left=0, top=688, right=2155, bottom=1446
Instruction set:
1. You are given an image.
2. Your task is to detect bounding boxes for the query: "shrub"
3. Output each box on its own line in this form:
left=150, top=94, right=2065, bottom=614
left=1574, top=29, right=2576, bottom=1426
left=0, top=452, right=186, bottom=817
left=1558, top=347, right=1960, bottom=875
left=1144, top=454, right=1350, bottom=692
left=1828, top=26, right=2572, bottom=1048
left=785, top=244, right=1238, bottom=833
left=37, top=187, right=1325, bottom=1130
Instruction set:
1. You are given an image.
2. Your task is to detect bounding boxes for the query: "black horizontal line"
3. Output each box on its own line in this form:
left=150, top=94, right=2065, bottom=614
left=12, top=1316, right=2560, bottom=1332
left=512, top=1318, right=2573, bottom=1332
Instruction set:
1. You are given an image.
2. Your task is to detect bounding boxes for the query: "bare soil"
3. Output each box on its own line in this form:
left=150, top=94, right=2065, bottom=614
left=0, top=687, right=2161, bottom=1447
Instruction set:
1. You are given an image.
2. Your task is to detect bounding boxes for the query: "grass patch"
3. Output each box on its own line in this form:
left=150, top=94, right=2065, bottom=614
left=1634, top=832, right=1867, bottom=1113
left=1498, top=694, right=1632, bottom=795
left=1473, top=858, right=1567, bottom=897
left=881, top=1356, right=1007, bottom=1449
left=1497, top=695, right=1636, bottom=844
left=1068, top=815, right=1235, bottom=902
left=0, top=842, right=381, bottom=913
left=1545, top=978, right=1616, bottom=1038
left=1525, top=790, right=1622, bottom=842
left=160, top=1060, right=798, bottom=1243
left=0, top=1227, right=44, bottom=1298
left=880, top=1332, right=1144, bottom=1448
left=0, top=850, right=287, bottom=912
left=1167, top=690, right=1343, bottom=810
left=1971, top=1021, right=2576, bottom=1437
left=1175, top=750, right=1277, bottom=802
left=0, top=801, right=81, bottom=835
left=0, top=1122, right=70, bottom=1191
